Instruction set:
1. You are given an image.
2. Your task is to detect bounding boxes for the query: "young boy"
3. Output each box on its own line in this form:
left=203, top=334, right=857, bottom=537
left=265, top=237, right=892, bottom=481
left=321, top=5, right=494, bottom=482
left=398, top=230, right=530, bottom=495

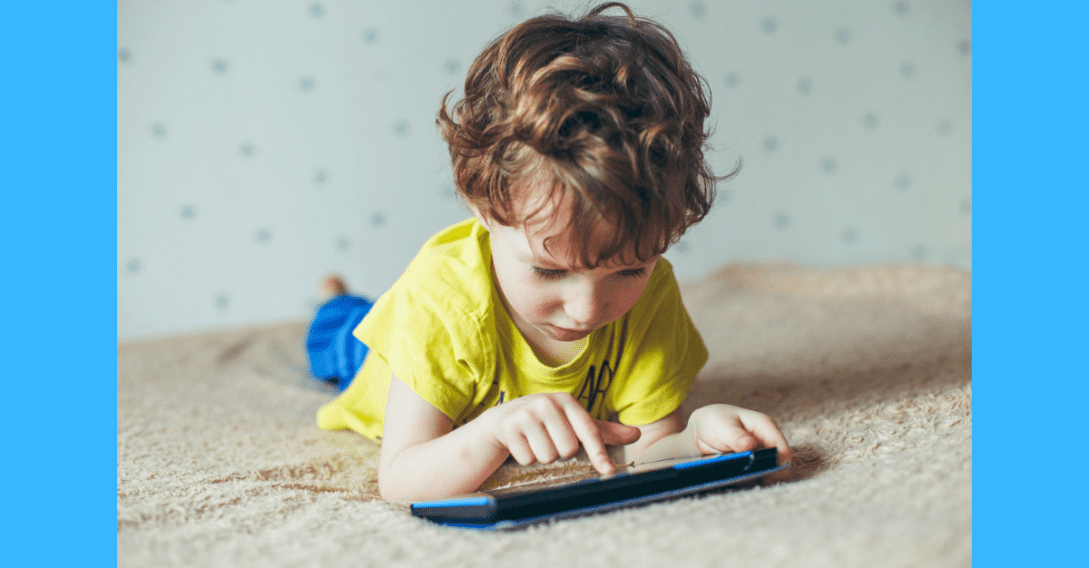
left=307, top=2, right=791, bottom=501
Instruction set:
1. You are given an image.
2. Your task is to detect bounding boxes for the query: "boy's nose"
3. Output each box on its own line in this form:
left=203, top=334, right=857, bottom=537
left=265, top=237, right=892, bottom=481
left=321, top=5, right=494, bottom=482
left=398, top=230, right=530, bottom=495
left=564, top=285, right=606, bottom=328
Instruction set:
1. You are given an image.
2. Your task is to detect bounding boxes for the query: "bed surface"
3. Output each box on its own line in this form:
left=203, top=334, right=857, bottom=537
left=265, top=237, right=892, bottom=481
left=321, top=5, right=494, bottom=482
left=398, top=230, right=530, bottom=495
left=118, top=262, right=971, bottom=568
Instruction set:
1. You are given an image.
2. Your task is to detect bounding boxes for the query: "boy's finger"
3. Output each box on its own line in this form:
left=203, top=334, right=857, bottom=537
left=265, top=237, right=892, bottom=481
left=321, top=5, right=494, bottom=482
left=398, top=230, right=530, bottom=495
left=540, top=412, right=581, bottom=460
left=597, top=420, right=641, bottom=446
left=738, top=412, right=793, bottom=466
left=562, top=407, right=616, bottom=475
left=701, top=421, right=757, bottom=454
left=523, top=419, right=562, bottom=464
left=505, top=432, right=536, bottom=466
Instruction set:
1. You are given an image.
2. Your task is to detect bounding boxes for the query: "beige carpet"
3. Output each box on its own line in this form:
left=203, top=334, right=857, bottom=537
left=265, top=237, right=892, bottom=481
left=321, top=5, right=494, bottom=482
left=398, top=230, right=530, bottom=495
left=117, top=262, right=971, bottom=568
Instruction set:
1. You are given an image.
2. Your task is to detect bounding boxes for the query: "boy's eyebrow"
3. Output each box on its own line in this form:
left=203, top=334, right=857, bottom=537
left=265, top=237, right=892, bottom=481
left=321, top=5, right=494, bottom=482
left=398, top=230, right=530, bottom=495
left=524, top=252, right=655, bottom=272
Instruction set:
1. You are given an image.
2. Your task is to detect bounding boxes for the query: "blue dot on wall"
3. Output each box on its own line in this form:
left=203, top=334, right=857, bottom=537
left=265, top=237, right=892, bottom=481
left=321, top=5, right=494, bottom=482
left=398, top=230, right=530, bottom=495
left=180, top=205, right=197, bottom=220
left=362, top=28, right=380, bottom=44
left=394, top=120, right=409, bottom=136
left=211, top=58, right=229, bottom=74
left=118, top=47, right=132, bottom=63
left=959, top=39, right=971, bottom=56
left=775, top=213, right=790, bottom=229
left=894, top=173, right=912, bottom=191
left=314, top=169, right=327, bottom=184
left=835, top=28, right=851, bottom=44
left=690, top=2, right=706, bottom=19
left=441, top=185, right=458, bottom=199
left=724, top=72, right=741, bottom=88
left=310, top=2, right=324, bottom=17
left=797, top=77, right=812, bottom=95
left=240, top=142, right=255, bottom=157
left=371, top=212, right=386, bottom=227
left=509, top=2, right=526, bottom=17
left=763, top=136, right=779, bottom=152
left=899, top=62, right=916, bottom=78
left=821, top=158, right=837, bottom=174
left=216, top=294, right=230, bottom=311
left=674, top=239, right=690, bottom=253
left=911, top=244, right=927, bottom=261
left=841, top=228, right=857, bottom=245
left=762, top=17, right=777, bottom=34
left=127, top=258, right=141, bottom=273
left=300, top=76, right=315, bottom=91
left=256, top=228, right=272, bottom=242
left=152, top=122, right=167, bottom=138
left=863, top=112, right=879, bottom=129
left=893, top=1, right=910, bottom=16
left=445, top=58, right=461, bottom=74
left=337, top=236, right=351, bottom=251
left=937, top=119, right=953, bottom=136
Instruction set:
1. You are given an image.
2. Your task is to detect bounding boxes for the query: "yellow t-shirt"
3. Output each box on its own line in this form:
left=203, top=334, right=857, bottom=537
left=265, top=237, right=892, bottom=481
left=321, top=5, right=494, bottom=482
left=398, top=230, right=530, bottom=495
left=316, top=218, right=708, bottom=441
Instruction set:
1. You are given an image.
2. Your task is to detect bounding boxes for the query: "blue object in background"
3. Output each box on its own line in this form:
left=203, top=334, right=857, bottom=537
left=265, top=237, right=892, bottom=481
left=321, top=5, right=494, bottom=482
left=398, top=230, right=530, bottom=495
left=306, top=294, right=374, bottom=391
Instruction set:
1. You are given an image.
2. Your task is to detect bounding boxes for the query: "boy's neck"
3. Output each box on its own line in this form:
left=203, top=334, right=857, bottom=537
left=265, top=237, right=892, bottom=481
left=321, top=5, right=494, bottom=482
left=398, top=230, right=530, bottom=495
left=527, top=333, right=589, bottom=367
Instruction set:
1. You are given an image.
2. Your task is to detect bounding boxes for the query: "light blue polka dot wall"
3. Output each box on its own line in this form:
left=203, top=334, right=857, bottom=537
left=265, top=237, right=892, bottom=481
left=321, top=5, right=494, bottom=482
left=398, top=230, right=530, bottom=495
left=117, top=0, right=971, bottom=341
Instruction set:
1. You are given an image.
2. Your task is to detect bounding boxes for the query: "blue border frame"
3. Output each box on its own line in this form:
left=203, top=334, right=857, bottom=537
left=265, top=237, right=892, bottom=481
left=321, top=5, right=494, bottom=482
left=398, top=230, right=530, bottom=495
left=976, top=2, right=1086, bottom=566
left=4, top=3, right=116, bottom=566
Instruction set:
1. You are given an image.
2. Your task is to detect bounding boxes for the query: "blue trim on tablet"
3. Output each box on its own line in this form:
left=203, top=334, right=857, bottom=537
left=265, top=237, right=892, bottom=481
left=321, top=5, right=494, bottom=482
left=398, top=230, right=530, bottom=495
left=672, top=450, right=751, bottom=469
left=412, top=496, right=490, bottom=509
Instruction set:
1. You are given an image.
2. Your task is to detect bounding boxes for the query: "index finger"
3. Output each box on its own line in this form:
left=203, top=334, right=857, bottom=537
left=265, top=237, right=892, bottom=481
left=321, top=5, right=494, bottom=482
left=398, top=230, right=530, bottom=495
left=738, top=411, right=792, bottom=467
left=560, top=401, right=616, bottom=476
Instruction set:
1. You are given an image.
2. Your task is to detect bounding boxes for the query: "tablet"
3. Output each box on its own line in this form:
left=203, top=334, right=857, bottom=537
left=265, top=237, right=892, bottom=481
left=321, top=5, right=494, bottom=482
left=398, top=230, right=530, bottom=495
left=411, top=447, right=787, bottom=529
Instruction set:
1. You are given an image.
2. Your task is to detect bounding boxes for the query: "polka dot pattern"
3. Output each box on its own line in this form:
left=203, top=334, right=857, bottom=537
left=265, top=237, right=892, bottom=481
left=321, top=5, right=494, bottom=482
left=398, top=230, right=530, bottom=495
left=211, top=58, right=229, bottom=74
left=796, top=77, right=812, bottom=95
left=116, top=0, right=971, bottom=340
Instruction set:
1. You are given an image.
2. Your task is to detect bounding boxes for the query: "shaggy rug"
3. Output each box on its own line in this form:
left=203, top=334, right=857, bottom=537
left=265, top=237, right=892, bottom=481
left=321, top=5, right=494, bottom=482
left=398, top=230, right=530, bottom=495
left=117, top=262, right=971, bottom=568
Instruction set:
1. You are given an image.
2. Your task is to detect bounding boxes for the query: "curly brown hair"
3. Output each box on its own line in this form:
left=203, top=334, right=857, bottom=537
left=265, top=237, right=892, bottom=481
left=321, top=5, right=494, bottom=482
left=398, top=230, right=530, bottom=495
left=438, top=2, right=734, bottom=267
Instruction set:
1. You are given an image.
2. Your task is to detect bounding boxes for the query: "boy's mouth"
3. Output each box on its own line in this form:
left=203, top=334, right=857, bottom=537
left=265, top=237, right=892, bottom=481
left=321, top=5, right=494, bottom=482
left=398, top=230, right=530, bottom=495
left=546, top=324, right=593, bottom=342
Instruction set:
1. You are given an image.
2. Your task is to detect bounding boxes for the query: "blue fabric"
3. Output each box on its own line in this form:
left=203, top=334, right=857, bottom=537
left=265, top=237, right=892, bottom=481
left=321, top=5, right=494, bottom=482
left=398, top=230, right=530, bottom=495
left=306, top=294, right=374, bottom=391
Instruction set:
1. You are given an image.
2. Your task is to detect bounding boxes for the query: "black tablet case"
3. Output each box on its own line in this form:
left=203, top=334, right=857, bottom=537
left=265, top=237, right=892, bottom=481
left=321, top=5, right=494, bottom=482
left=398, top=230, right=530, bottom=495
left=411, top=447, right=786, bottom=529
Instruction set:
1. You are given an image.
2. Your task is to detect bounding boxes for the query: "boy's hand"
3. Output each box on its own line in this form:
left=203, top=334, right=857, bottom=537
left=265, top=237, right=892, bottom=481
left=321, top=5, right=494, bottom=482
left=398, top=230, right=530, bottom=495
left=689, top=404, right=793, bottom=474
left=483, top=392, right=641, bottom=475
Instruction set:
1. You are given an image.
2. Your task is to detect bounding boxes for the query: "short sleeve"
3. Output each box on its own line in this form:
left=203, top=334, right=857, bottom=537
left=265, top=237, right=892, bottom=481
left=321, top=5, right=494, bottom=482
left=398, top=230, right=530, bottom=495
left=608, top=261, right=709, bottom=426
left=353, top=274, right=492, bottom=423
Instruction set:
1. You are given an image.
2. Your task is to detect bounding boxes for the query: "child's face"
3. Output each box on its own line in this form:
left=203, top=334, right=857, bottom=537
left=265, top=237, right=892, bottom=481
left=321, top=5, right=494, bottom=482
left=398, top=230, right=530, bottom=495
left=475, top=194, right=657, bottom=346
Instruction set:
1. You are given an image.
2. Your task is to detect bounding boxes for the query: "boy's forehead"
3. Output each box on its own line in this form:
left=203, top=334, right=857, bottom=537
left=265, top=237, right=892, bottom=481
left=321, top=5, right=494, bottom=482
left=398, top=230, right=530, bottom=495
left=514, top=198, right=639, bottom=269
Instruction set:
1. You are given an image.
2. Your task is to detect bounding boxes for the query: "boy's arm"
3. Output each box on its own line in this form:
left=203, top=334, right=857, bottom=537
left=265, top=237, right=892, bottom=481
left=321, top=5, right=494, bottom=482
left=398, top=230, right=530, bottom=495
left=623, top=404, right=793, bottom=476
left=378, top=375, right=641, bottom=501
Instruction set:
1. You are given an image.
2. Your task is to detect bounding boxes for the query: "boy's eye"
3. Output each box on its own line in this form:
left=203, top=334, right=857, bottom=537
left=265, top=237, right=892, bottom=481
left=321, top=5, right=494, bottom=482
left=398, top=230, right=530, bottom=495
left=617, top=267, right=647, bottom=278
left=532, top=267, right=567, bottom=280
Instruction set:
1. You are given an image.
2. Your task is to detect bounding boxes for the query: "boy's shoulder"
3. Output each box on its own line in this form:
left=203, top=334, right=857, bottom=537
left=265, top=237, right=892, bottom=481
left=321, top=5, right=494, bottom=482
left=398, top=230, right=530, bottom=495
left=396, top=217, right=496, bottom=316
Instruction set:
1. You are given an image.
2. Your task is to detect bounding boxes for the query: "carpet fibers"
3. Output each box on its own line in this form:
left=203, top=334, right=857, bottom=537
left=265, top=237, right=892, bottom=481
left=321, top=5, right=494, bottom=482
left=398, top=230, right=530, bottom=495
left=118, top=262, right=971, bottom=568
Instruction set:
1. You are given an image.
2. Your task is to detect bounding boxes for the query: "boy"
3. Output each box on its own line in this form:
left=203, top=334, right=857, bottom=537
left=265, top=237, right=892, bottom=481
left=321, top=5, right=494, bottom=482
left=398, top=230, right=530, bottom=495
left=308, top=2, right=791, bottom=501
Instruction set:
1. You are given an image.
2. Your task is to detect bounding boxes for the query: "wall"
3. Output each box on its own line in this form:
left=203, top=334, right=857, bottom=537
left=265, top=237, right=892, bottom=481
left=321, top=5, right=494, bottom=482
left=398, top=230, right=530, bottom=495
left=117, top=0, right=971, bottom=341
